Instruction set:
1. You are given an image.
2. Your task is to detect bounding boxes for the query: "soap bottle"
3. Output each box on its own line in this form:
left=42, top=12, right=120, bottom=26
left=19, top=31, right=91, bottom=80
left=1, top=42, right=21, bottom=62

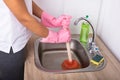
left=80, top=22, right=90, bottom=44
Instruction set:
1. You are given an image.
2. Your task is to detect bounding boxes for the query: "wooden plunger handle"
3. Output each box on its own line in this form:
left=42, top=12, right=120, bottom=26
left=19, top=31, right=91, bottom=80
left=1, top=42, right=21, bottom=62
left=66, top=42, right=72, bottom=62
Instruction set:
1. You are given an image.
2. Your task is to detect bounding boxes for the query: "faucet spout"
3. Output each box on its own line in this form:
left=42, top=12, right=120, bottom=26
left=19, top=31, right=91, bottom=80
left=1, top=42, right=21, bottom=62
left=74, top=17, right=85, bottom=25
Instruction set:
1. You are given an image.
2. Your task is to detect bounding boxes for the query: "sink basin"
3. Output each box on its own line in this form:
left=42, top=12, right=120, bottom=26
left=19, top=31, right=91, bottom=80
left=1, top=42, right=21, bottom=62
left=34, top=37, right=106, bottom=73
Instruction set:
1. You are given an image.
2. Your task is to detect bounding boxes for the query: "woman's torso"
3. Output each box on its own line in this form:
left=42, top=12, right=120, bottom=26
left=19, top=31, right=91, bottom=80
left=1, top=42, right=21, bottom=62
left=0, top=0, right=33, bottom=53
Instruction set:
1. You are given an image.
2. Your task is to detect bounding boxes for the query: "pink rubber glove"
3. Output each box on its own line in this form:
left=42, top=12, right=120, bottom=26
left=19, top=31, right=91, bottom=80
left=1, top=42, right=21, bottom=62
left=58, top=15, right=72, bottom=43
left=41, top=14, right=72, bottom=43
left=41, top=11, right=63, bottom=27
left=41, top=30, right=58, bottom=43
left=41, top=29, right=71, bottom=43
left=41, top=11, right=72, bottom=28
left=58, top=28, right=71, bottom=43
left=61, top=15, right=72, bottom=28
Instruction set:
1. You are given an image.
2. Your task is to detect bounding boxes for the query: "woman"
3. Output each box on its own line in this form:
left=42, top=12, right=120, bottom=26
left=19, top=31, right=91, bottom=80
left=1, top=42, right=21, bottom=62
left=0, top=0, right=71, bottom=80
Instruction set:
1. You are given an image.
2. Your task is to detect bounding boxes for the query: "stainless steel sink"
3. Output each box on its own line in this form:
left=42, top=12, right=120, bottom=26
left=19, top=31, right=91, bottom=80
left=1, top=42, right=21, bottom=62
left=34, top=36, right=106, bottom=73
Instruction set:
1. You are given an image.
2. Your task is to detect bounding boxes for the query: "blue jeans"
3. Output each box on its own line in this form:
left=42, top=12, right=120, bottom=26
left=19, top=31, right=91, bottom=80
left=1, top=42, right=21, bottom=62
left=0, top=47, right=25, bottom=80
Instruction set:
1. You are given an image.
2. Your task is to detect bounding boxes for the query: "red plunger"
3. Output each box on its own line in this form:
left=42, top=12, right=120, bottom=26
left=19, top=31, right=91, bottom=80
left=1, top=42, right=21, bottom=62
left=61, top=42, right=81, bottom=70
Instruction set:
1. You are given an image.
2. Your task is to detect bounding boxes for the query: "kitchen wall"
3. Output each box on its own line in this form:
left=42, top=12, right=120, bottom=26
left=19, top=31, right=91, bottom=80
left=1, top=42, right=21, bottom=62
left=97, top=0, right=120, bottom=61
left=33, top=0, right=102, bottom=34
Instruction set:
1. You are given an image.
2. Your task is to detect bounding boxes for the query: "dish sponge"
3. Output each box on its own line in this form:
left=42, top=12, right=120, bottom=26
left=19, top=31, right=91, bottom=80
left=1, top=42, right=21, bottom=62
left=90, top=54, right=104, bottom=66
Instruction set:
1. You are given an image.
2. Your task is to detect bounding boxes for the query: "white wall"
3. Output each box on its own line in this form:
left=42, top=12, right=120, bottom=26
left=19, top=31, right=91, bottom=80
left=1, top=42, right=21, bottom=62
left=33, top=0, right=102, bottom=34
left=63, top=0, right=102, bottom=34
left=33, top=0, right=64, bottom=17
left=97, top=0, right=120, bottom=61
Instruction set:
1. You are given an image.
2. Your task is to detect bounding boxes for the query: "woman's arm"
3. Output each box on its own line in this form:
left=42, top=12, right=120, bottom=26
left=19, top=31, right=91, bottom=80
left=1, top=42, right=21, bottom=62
left=32, top=1, right=43, bottom=18
left=3, top=0, right=48, bottom=37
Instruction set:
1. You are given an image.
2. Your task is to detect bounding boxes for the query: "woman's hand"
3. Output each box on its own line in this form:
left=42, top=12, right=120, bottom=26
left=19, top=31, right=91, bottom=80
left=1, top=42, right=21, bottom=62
left=41, top=12, right=72, bottom=28
left=41, top=15, right=72, bottom=43
left=41, top=28, right=71, bottom=43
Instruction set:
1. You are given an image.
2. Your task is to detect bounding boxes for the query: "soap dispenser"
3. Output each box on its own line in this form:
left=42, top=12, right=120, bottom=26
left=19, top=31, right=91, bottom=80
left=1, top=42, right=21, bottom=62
left=80, top=21, right=90, bottom=44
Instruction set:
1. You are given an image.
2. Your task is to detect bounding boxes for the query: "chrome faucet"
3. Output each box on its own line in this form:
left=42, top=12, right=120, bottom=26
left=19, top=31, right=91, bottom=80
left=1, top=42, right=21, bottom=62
left=74, top=16, right=96, bottom=52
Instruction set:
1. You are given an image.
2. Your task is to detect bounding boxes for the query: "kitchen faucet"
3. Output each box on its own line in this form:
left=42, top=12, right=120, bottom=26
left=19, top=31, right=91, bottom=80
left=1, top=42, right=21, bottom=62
left=74, top=16, right=99, bottom=53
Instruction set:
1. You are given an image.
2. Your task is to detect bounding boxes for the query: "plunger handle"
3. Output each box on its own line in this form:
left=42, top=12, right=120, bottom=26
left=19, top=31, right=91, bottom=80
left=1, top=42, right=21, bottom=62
left=66, top=42, right=72, bottom=62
